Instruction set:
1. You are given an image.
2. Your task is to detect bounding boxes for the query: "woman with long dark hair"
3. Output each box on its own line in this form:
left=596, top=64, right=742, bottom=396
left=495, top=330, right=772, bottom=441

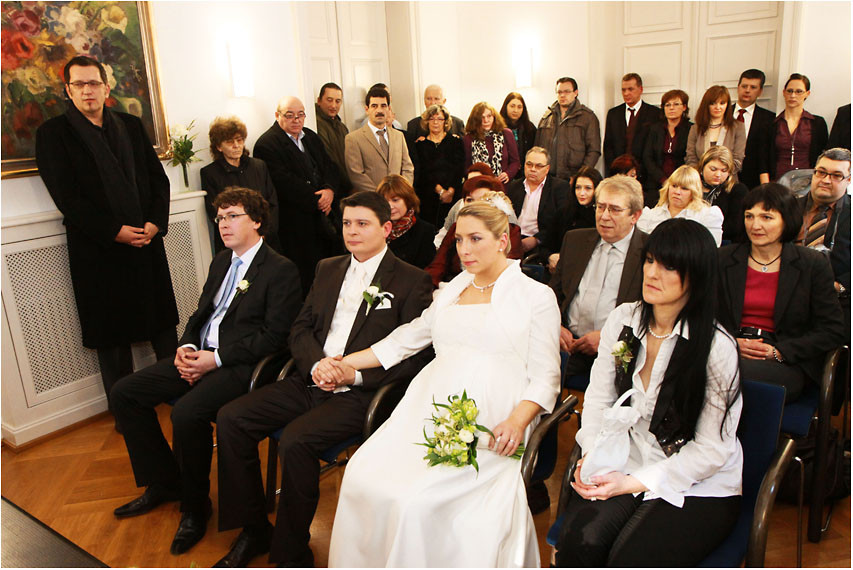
left=463, top=101, right=520, bottom=186
left=686, top=85, right=746, bottom=174
left=548, top=166, right=602, bottom=272
left=555, top=218, right=742, bottom=567
left=499, top=92, right=537, bottom=179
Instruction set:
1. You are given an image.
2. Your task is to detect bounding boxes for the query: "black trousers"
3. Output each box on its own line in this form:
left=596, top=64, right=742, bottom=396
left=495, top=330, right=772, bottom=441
left=555, top=487, right=740, bottom=567
left=96, top=327, right=177, bottom=405
left=215, top=375, right=368, bottom=565
left=739, top=358, right=808, bottom=402
left=110, top=357, right=252, bottom=513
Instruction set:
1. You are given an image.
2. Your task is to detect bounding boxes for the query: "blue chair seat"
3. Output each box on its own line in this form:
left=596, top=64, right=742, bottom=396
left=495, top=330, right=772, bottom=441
left=268, top=427, right=361, bottom=465
left=781, top=383, right=819, bottom=437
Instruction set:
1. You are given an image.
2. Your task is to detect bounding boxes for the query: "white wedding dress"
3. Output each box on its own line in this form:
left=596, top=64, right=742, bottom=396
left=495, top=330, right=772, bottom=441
left=328, top=261, right=560, bottom=568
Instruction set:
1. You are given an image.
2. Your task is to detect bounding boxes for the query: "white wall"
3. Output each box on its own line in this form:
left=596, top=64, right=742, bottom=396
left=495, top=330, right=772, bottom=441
left=1, top=1, right=308, bottom=219
left=411, top=2, right=591, bottom=127
left=790, top=1, right=850, bottom=124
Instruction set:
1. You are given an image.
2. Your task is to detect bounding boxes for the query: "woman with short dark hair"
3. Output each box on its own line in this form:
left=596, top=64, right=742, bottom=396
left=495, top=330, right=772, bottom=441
left=377, top=174, right=436, bottom=269
left=717, top=183, right=845, bottom=401
left=768, top=74, right=829, bottom=181
left=643, top=89, right=692, bottom=205
left=555, top=218, right=742, bottom=567
left=201, top=116, right=280, bottom=252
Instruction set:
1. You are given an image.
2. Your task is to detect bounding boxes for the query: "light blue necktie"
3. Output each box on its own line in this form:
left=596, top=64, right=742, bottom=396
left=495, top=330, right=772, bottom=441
left=199, top=257, right=242, bottom=348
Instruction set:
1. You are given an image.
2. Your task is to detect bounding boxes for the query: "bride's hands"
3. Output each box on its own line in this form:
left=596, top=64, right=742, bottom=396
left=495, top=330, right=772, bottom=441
left=489, top=416, right=525, bottom=457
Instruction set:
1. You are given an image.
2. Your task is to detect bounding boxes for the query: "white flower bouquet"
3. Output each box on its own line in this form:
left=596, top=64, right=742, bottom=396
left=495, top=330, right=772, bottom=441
left=419, top=391, right=524, bottom=473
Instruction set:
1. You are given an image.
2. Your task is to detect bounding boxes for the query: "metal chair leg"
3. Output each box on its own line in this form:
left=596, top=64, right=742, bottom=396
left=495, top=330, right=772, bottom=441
left=793, top=455, right=804, bottom=568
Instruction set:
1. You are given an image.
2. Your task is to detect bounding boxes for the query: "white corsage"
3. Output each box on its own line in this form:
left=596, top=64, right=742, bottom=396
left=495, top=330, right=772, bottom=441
left=611, top=340, right=634, bottom=374
left=363, top=281, right=394, bottom=315
left=235, top=279, right=250, bottom=296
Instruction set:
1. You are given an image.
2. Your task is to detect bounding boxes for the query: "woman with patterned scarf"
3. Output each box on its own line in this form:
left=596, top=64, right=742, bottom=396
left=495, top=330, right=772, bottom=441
left=376, top=174, right=436, bottom=269
left=463, top=102, right=521, bottom=188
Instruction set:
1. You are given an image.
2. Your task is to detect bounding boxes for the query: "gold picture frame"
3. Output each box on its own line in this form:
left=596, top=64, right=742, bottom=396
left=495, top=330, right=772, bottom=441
left=1, top=1, right=169, bottom=179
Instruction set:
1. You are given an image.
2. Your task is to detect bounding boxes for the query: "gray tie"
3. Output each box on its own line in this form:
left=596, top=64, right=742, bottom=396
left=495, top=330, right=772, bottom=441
left=377, top=128, right=390, bottom=160
left=576, top=244, right=617, bottom=336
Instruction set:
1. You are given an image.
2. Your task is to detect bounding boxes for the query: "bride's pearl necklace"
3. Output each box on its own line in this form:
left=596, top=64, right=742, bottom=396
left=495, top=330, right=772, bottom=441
left=470, top=279, right=497, bottom=293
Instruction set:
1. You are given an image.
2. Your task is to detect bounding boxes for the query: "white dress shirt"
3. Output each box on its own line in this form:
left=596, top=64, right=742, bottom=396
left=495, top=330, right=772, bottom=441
left=311, top=246, right=389, bottom=388
left=184, top=237, right=264, bottom=367
left=577, top=302, right=743, bottom=507
left=625, top=100, right=644, bottom=125
left=637, top=204, right=724, bottom=246
left=518, top=178, right=545, bottom=237
left=567, top=228, right=634, bottom=336
left=368, top=121, right=389, bottom=146
left=733, top=102, right=755, bottom=139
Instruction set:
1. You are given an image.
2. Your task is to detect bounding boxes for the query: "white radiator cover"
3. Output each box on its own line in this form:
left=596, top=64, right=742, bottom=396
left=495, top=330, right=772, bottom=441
left=1, top=191, right=212, bottom=446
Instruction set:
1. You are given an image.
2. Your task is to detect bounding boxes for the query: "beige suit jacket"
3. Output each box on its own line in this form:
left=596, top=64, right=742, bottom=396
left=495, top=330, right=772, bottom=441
left=344, top=123, right=414, bottom=193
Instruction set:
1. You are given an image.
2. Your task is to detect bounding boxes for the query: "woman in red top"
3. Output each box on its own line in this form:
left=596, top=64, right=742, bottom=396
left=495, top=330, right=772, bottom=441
left=716, top=184, right=844, bottom=401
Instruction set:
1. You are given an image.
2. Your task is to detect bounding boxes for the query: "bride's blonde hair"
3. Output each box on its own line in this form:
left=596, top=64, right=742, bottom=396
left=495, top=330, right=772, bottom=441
left=458, top=200, right=511, bottom=255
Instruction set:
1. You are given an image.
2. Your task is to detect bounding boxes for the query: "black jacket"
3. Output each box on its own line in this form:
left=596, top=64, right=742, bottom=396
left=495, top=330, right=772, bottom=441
left=506, top=175, right=571, bottom=255
left=717, top=242, right=845, bottom=384
left=642, top=119, right=692, bottom=199
left=604, top=101, right=662, bottom=174
left=388, top=218, right=437, bottom=269
left=769, top=112, right=829, bottom=180
left=35, top=110, right=178, bottom=348
left=733, top=104, right=775, bottom=190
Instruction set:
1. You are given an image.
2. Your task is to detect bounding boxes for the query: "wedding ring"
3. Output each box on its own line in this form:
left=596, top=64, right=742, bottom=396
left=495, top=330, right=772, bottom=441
left=590, top=497, right=597, bottom=502
left=496, top=436, right=502, bottom=442
left=509, top=439, right=516, bottom=443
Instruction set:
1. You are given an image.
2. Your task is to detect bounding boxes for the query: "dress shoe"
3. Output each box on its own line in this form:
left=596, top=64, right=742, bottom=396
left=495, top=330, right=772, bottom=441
left=113, top=485, right=180, bottom=518
left=213, top=525, right=273, bottom=567
left=170, top=500, right=212, bottom=555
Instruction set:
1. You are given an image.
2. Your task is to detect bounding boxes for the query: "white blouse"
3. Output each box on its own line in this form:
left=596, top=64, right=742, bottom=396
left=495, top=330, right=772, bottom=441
left=637, top=204, right=724, bottom=246
left=576, top=302, right=742, bottom=507
left=371, top=260, right=561, bottom=412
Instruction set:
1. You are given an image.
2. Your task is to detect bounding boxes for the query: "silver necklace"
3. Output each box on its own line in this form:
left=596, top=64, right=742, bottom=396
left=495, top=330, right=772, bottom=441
left=648, top=326, right=672, bottom=339
left=470, top=279, right=497, bottom=293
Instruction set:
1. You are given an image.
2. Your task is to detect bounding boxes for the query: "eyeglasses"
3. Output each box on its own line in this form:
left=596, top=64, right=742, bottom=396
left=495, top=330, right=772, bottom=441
left=595, top=203, right=628, bottom=215
left=428, top=116, right=446, bottom=123
left=214, top=213, right=249, bottom=224
left=67, top=80, right=104, bottom=90
left=281, top=111, right=306, bottom=120
left=525, top=161, right=549, bottom=170
left=813, top=169, right=850, bottom=183
left=663, top=101, right=684, bottom=108
left=784, top=88, right=806, bottom=96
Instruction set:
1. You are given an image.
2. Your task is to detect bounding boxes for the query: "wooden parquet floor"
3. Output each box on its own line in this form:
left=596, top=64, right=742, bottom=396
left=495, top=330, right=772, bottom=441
left=2, top=401, right=850, bottom=568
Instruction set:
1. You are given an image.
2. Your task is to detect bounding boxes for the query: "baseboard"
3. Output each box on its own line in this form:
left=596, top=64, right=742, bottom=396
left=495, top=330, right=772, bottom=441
left=1, top=396, right=108, bottom=450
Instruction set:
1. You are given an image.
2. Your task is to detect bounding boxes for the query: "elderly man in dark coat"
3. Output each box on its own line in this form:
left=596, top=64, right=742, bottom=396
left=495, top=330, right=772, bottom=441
left=35, top=55, right=178, bottom=410
left=254, top=96, right=342, bottom=295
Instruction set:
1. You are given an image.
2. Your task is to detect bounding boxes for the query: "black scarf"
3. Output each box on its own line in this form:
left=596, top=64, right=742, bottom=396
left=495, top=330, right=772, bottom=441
left=702, top=179, right=725, bottom=207
left=65, top=103, right=143, bottom=226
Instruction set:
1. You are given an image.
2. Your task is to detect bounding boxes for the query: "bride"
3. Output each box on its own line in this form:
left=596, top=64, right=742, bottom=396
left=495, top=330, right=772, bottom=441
left=324, top=197, right=560, bottom=567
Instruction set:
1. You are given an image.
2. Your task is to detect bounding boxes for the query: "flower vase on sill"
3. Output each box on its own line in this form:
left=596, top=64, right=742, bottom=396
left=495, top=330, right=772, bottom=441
left=168, top=120, right=203, bottom=190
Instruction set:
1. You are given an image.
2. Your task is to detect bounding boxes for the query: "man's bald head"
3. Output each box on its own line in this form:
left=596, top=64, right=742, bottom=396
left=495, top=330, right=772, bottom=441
left=275, top=96, right=306, bottom=136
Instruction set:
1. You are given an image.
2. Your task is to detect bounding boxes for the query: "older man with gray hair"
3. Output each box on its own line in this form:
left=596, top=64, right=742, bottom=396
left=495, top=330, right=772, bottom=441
left=254, top=96, right=342, bottom=294
left=406, top=84, right=466, bottom=141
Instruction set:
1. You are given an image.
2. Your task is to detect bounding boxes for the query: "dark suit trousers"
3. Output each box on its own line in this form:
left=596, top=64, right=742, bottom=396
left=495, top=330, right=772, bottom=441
left=216, top=375, right=368, bottom=565
left=110, top=357, right=251, bottom=512
left=97, top=327, right=178, bottom=405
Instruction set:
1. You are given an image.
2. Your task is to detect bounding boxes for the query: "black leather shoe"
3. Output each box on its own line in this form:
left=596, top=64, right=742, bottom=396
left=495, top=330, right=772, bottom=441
left=113, top=486, right=180, bottom=518
left=169, top=501, right=212, bottom=555
left=213, top=526, right=273, bottom=568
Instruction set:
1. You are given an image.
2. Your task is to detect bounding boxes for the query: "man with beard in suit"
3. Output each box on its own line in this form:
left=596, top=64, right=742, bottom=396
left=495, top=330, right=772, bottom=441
left=254, top=96, right=342, bottom=295
left=603, top=73, right=661, bottom=176
left=733, top=69, right=776, bottom=188
left=550, top=175, right=649, bottom=377
left=110, top=187, right=302, bottom=556
left=212, top=191, right=433, bottom=568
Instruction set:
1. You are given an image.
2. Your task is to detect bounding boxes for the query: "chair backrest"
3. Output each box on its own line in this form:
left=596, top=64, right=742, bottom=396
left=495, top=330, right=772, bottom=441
left=777, top=168, right=814, bottom=197
left=738, top=380, right=786, bottom=507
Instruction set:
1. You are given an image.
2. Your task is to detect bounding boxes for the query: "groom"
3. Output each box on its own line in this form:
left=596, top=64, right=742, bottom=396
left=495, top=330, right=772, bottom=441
left=214, top=190, right=433, bottom=567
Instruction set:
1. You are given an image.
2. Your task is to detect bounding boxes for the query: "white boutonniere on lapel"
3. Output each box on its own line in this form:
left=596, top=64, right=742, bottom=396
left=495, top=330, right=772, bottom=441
left=235, top=279, right=251, bottom=297
left=362, top=281, right=394, bottom=315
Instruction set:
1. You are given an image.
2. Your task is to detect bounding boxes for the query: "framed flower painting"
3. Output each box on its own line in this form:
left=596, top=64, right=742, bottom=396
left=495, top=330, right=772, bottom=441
left=1, top=1, right=168, bottom=178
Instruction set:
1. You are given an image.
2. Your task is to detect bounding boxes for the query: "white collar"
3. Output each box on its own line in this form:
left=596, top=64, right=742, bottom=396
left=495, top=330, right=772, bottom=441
left=368, top=122, right=388, bottom=136
left=524, top=176, right=546, bottom=194
left=628, top=100, right=644, bottom=113
left=734, top=102, right=755, bottom=114
left=350, top=245, right=388, bottom=280
left=231, top=236, right=264, bottom=267
left=601, top=226, right=635, bottom=254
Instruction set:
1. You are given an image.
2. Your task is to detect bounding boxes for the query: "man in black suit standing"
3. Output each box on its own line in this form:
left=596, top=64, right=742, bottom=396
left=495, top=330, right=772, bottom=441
left=733, top=69, right=776, bottom=189
left=212, top=191, right=433, bottom=568
left=110, top=188, right=302, bottom=555
left=603, top=73, right=661, bottom=175
left=505, top=146, right=570, bottom=258
left=550, top=175, right=648, bottom=376
left=254, top=96, right=342, bottom=295
left=35, top=56, right=179, bottom=413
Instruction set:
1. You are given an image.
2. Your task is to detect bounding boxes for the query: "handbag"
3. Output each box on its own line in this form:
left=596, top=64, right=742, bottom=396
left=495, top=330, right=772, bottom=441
left=579, top=388, right=641, bottom=485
